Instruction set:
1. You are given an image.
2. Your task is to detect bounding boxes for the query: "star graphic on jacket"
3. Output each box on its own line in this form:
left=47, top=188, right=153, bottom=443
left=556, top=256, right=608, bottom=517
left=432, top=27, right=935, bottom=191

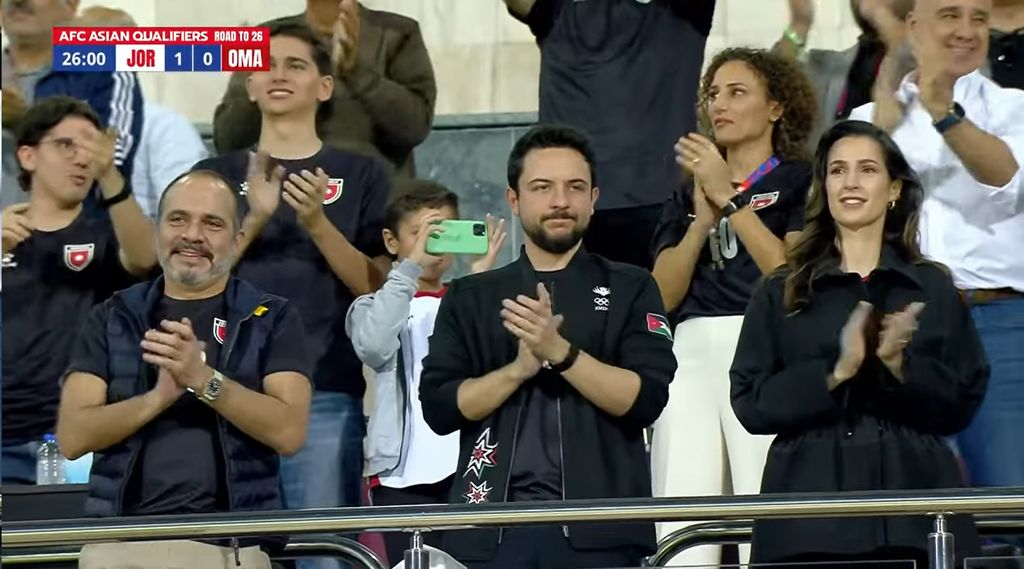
left=463, top=428, right=498, bottom=478
left=464, top=480, right=492, bottom=504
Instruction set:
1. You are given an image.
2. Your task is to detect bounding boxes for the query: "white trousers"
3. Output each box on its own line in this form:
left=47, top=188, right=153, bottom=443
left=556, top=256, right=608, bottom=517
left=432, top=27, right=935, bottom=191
left=651, top=315, right=774, bottom=567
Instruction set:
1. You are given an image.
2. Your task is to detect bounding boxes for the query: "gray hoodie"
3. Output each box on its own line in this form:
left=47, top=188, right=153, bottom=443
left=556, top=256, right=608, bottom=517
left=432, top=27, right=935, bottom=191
left=346, top=259, right=444, bottom=479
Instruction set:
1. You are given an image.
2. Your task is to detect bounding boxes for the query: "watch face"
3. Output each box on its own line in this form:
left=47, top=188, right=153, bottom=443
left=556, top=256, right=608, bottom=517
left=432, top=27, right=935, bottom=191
left=203, top=374, right=223, bottom=400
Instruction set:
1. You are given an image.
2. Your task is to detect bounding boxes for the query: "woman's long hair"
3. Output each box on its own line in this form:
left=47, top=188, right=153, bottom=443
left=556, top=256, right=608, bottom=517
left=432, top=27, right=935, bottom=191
left=697, top=47, right=819, bottom=161
left=783, top=120, right=929, bottom=312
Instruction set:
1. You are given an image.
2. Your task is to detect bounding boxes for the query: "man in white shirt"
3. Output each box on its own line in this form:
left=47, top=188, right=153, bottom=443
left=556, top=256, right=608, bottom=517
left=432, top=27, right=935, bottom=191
left=850, top=0, right=1024, bottom=494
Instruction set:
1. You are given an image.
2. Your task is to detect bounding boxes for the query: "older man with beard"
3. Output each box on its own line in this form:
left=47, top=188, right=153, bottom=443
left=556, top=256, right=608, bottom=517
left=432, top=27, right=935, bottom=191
left=419, top=125, right=677, bottom=569
left=56, top=170, right=313, bottom=569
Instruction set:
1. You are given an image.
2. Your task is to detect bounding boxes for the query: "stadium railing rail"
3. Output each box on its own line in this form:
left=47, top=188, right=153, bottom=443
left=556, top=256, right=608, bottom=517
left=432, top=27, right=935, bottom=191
left=2, top=487, right=1022, bottom=569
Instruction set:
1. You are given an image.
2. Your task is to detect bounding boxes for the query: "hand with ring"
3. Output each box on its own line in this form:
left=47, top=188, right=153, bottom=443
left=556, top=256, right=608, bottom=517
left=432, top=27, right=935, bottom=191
left=877, top=302, right=926, bottom=381
left=675, top=133, right=735, bottom=208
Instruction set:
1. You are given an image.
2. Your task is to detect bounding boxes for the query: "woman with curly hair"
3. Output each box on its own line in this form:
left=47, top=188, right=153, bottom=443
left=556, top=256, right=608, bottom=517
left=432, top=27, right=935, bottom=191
left=649, top=47, right=819, bottom=565
left=730, top=120, right=985, bottom=566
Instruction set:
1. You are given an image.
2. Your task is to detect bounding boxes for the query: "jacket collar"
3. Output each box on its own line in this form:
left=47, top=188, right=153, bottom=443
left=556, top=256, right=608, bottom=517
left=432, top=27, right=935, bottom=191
left=514, top=244, right=591, bottom=287
left=810, top=244, right=924, bottom=289
left=121, top=275, right=266, bottom=322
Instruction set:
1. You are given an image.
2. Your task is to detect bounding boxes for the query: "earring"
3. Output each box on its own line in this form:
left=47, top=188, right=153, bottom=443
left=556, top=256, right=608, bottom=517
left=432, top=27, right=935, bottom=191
left=888, top=199, right=897, bottom=210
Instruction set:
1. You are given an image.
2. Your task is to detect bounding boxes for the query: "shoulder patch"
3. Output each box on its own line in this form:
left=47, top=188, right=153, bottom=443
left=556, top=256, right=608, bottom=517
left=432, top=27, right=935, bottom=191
left=646, top=313, right=673, bottom=341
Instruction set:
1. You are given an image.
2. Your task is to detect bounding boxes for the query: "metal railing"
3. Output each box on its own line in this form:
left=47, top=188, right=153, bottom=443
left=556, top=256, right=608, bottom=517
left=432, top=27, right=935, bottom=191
left=649, top=516, right=1024, bottom=567
left=2, top=488, right=1022, bottom=569
left=1, top=537, right=387, bottom=568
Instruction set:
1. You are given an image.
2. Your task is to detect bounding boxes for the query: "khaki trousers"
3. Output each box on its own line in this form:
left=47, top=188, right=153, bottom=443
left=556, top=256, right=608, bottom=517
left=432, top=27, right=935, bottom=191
left=79, top=540, right=272, bottom=569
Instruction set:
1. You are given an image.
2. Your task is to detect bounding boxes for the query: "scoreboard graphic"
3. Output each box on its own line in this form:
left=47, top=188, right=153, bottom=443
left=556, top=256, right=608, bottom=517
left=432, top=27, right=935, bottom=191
left=52, top=27, right=270, bottom=73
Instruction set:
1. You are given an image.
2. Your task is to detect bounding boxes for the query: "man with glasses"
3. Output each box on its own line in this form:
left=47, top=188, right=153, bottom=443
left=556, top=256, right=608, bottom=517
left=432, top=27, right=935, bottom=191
left=1, top=96, right=155, bottom=484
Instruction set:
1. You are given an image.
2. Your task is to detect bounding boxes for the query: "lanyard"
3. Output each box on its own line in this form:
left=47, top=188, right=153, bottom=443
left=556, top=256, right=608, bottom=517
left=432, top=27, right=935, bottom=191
left=735, top=156, right=780, bottom=194
left=708, top=155, right=780, bottom=270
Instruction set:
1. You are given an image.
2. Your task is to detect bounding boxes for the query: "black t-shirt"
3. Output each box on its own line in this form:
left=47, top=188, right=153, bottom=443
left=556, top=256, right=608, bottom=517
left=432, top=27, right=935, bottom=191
left=990, top=28, right=1024, bottom=90
left=193, top=146, right=389, bottom=395
left=650, top=160, right=812, bottom=323
left=126, top=294, right=227, bottom=515
left=1, top=212, right=134, bottom=442
left=65, top=290, right=312, bottom=515
left=521, top=0, right=716, bottom=210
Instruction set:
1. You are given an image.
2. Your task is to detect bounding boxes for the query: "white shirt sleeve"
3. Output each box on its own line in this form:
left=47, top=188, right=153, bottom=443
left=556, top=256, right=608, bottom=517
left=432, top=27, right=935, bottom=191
left=977, top=88, right=1024, bottom=215
left=134, top=104, right=209, bottom=219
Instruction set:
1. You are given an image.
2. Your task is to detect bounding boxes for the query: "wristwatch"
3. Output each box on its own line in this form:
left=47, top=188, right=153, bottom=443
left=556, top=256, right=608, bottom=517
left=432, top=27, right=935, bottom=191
left=547, top=344, right=581, bottom=374
left=721, top=193, right=744, bottom=218
left=933, top=102, right=965, bottom=135
left=190, top=369, right=225, bottom=403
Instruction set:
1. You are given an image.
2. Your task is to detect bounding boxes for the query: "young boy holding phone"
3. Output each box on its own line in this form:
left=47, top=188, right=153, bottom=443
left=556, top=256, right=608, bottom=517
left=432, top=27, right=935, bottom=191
left=346, top=181, right=506, bottom=564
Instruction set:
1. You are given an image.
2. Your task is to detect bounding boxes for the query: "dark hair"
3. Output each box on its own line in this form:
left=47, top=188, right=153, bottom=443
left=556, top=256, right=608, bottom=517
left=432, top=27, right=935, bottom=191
left=783, top=120, right=931, bottom=311
left=851, top=0, right=914, bottom=39
left=698, top=48, right=818, bottom=161
left=15, top=96, right=102, bottom=191
left=506, top=125, right=597, bottom=192
left=156, top=169, right=245, bottom=233
left=384, top=180, right=460, bottom=234
left=265, top=22, right=335, bottom=128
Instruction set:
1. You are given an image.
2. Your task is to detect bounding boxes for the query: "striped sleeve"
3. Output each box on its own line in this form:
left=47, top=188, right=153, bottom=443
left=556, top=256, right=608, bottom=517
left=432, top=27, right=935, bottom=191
left=87, top=71, right=144, bottom=179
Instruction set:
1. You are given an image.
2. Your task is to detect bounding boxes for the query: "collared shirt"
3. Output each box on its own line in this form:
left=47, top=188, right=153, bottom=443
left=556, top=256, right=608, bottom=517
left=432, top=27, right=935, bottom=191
left=132, top=101, right=208, bottom=220
left=850, top=71, right=1024, bottom=292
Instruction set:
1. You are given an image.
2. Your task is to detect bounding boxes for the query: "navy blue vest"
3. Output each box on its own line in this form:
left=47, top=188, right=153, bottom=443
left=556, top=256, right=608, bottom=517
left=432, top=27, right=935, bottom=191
left=85, top=276, right=289, bottom=517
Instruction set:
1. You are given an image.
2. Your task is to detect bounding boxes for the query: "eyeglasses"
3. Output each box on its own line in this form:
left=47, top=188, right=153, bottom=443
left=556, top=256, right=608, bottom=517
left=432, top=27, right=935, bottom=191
left=37, top=137, right=86, bottom=158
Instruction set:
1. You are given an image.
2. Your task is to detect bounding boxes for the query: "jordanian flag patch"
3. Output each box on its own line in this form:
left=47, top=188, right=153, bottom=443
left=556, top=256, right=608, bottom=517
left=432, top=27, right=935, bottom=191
left=646, top=313, right=673, bottom=341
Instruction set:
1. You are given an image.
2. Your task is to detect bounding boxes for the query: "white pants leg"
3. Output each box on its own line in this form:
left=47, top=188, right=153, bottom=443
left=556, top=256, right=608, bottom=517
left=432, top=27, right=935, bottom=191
left=717, top=316, right=774, bottom=566
left=651, top=316, right=773, bottom=567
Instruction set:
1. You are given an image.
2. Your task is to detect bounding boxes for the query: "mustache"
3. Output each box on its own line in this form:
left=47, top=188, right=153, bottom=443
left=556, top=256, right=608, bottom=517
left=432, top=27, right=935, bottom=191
left=172, top=241, right=212, bottom=258
left=541, top=211, right=576, bottom=221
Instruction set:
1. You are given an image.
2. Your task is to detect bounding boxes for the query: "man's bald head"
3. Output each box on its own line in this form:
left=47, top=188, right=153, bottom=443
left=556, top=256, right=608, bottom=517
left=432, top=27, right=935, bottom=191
left=909, top=0, right=991, bottom=79
left=157, top=170, right=244, bottom=234
left=912, top=0, right=993, bottom=14
left=76, top=5, right=136, bottom=27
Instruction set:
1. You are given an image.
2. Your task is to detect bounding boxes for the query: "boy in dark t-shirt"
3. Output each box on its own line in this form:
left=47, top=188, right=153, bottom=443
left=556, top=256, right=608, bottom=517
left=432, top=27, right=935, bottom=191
left=2, top=97, right=155, bottom=484
left=192, top=23, right=389, bottom=549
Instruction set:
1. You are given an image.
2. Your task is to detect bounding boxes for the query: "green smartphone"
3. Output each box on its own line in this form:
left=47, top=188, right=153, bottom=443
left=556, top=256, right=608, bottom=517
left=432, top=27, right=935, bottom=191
left=426, top=219, right=488, bottom=255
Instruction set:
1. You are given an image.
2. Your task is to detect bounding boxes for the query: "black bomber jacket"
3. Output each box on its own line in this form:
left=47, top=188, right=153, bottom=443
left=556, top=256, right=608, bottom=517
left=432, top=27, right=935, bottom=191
left=420, top=247, right=677, bottom=560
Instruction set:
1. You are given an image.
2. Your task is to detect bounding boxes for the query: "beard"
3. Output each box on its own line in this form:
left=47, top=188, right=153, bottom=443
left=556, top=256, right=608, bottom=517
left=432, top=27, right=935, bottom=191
left=522, top=214, right=587, bottom=255
left=158, top=241, right=234, bottom=288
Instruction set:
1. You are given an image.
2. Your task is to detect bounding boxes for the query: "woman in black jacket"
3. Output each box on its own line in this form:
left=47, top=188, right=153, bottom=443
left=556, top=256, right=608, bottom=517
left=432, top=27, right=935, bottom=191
left=730, top=120, right=988, bottom=566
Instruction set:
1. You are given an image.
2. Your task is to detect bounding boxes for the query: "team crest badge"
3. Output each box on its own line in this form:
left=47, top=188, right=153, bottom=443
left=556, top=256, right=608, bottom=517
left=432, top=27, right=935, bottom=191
left=749, top=191, right=780, bottom=211
left=463, top=428, right=498, bottom=478
left=646, top=313, right=673, bottom=341
left=213, top=318, right=228, bottom=345
left=323, top=178, right=344, bottom=205
left=63, top=244, right=95, bottom=272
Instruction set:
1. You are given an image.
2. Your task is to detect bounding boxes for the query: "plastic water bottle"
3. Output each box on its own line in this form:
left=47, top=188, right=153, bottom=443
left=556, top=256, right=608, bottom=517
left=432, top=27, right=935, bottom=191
left=36, top=433, right=66, bottom=485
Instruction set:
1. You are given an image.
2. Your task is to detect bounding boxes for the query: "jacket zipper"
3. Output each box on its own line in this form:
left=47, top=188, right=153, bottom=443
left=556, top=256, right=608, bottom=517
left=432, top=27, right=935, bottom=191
left=116, top=301, right=148, bottom=515
left=219, top=310, right=254, bottom=507
left=557, top=396, right=569, bottom=538
left=497, top=391, right=526, bottom=545
left=549, top=279, right=569, bottom=538
left=218, top=308, right=255, bottom=561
